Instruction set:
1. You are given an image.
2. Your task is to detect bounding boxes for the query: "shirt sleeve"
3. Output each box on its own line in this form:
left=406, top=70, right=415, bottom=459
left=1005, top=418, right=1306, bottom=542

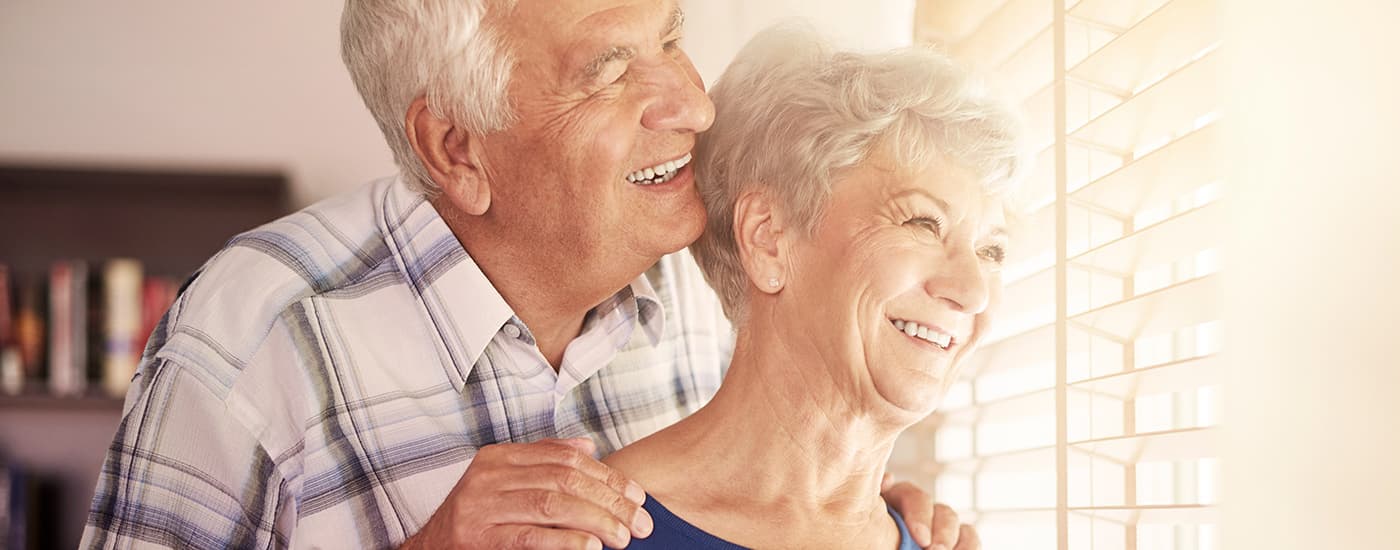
left=80, top=358, right=292, bottom=550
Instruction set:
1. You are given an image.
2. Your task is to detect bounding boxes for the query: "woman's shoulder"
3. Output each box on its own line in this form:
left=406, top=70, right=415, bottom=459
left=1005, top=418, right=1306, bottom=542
left=609, top=495, right=751, bottom=550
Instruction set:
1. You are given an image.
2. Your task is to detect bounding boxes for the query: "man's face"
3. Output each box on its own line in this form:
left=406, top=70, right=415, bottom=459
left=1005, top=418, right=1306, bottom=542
left=474, top=0, right=714, bottom=280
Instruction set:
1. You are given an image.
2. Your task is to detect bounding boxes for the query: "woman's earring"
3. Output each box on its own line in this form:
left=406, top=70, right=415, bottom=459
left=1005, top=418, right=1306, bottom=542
left=768, top=277, right=781, bottom=289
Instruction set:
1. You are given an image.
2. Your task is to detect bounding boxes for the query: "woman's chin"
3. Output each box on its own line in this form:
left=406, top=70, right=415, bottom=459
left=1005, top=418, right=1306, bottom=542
left=874, top=377, right=947, bottom=419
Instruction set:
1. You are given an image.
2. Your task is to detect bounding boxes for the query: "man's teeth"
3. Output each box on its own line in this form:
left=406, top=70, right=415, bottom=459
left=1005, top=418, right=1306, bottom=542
left=892, top=319, right=952, bottom=349
left=627, top=152, right=692, bottom=185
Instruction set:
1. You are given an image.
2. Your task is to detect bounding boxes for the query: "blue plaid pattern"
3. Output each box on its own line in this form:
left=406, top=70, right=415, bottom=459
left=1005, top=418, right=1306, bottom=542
left=80, top=177, right=732, bottom=549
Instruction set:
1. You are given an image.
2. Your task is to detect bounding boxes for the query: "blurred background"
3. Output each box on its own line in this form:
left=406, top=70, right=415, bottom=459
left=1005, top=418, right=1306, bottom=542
left=1, top=0, right=1396, bottom=548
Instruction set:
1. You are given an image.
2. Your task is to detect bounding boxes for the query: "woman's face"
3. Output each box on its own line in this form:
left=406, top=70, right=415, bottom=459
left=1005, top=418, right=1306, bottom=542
left=783, top=154, right=1007, bottom=418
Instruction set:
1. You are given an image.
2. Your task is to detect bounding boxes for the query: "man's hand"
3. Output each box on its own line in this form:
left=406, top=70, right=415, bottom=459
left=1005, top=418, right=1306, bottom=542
left=882, top=474, right=981, bottom=550
left=401, top=438, right=653, bottom=550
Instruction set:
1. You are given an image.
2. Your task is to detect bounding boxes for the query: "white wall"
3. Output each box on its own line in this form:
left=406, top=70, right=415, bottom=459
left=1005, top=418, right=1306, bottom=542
left=0, top=0, right=913, bottom=206
left=0, top=1, right=394, bottom=205
left=1220, top=1, right=1400, bottom=548
left=681, top=0, right=916, bottom=85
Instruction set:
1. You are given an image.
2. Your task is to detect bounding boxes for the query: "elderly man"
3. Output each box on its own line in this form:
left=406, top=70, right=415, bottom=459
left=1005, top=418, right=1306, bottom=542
left=81, top=1, right=977, bottom=549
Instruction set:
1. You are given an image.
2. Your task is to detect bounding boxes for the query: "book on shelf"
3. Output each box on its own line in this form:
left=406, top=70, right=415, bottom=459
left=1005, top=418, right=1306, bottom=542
left=0, top=460, right=29, bottom=550
left=102, top=260, right=142, bottom=398
left=1, top=258, right=178, bottom=400
left=0, top=265, right=16, bottom=394
left=47, top=261, right=87, bottom=397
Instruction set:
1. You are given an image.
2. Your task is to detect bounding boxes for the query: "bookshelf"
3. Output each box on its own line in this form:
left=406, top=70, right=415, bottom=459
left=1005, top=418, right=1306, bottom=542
left=0, top=164, right=290, bottom=549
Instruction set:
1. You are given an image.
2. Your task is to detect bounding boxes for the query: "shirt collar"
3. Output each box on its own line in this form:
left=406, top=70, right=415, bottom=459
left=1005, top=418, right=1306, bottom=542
left=629, top=267, right=665, bottom=348
left=379, top=177, right=668, bottom=391
left=379, top=178, right=513, bottom=391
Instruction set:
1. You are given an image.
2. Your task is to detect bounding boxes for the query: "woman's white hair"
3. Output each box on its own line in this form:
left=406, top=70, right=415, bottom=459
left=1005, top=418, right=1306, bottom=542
left=691, top=23, right=1030, bottom=323
left=341, top=0, right=517, bottom=196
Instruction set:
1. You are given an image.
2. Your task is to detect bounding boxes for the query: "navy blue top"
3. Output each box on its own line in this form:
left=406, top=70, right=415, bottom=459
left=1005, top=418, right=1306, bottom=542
left=611, top=494, right=922, bottom=549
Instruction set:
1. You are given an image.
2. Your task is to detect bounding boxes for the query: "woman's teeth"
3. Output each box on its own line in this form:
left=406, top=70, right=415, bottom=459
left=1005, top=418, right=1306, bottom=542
left=627, top=152, right=692, bottom=185
left=892, top=319, right=952, bottom=349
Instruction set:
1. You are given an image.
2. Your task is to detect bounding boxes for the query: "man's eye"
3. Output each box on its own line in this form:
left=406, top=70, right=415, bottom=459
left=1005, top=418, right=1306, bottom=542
left=906, top=216, right=944, bottom=237
left=599, top=66, right=627, bottom=85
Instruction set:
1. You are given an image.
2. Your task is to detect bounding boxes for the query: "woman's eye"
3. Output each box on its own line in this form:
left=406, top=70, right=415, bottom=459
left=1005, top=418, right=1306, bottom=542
left=906, top=216, right=944, bottom=237
left=980, top=244, right=1007, bottom=265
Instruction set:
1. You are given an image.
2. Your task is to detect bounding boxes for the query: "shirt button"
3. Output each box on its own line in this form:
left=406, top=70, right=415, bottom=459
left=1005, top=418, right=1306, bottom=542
left=503, top=323, right=521, bottom=339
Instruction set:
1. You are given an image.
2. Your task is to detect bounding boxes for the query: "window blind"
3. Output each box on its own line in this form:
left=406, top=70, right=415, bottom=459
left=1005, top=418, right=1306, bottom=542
left=891, top=1, right=1224, bottom=548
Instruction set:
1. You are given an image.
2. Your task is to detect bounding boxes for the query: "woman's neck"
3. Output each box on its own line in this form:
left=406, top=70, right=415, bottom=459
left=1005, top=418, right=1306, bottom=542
left=606, top=322, right=911, bottom=546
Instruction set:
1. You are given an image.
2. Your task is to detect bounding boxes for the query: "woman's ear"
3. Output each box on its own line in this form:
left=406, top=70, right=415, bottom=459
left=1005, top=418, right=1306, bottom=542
left=733, top=191, right=789, bottom=294
left=405, top=96, right=491, bottom=215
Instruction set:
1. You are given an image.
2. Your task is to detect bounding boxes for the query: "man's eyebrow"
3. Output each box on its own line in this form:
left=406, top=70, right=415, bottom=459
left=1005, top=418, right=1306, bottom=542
left=579, top=46, right=637, bottom=82
left=577, top=8, right=684, bottom=83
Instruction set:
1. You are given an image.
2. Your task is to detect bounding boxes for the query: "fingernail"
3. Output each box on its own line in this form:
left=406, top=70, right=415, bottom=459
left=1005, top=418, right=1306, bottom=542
left=586, top=536, right=603, bottom=550
left=915, top=526, right=932, bottom=546
left=632, top=508, right=654, bottom=537
left=625, top=481, right=646, bottom=504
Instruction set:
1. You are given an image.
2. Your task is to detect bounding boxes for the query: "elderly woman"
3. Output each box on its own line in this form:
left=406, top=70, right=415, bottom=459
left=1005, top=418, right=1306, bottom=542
left=602, top=24, right=1026, bottom=550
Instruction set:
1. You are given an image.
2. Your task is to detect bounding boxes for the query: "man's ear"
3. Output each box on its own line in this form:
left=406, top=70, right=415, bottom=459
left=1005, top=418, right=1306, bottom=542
left=405, top=97, right=491, bottom=215
left=733, top=191, right=789, bottom=294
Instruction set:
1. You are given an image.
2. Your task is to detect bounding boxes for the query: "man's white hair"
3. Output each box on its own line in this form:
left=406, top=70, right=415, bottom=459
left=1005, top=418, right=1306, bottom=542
left=341, top=0, right=517, bottom=196
left=691, top=23, right=1030, bottom=323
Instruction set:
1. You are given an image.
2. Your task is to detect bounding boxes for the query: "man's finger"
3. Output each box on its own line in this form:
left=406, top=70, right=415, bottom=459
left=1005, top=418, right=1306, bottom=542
left=504, top=441, right=640, bottom=499
left=882, top=483, right=933, bottom=547
left=558, top=437, right=598, bottom=457
left=952, top=524, right=981, bottom=550
left=500, top=464, right=652, bottom=539
left=493, top=489, right=636, bottom=549
left=929, top=503, right=961, bottom=550
left=486, top=524, right=603, bottom=550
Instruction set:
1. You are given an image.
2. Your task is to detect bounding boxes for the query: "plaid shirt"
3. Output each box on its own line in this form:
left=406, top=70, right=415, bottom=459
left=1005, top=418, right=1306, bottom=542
left=80, top=177, right=732, bottom=549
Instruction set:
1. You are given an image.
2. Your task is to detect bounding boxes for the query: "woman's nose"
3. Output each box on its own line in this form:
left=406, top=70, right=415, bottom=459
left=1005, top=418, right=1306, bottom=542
left=926, top=246, right=991, bottom=315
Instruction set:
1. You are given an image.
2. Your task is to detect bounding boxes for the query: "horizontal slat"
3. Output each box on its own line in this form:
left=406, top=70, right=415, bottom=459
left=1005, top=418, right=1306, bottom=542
left=1015, top=145, right=1056, bottom=211
left=1007, top=202, right=1056, bottom=282
left=1071, top=504, right=1217, bottom=524
left=1071, top=51, right=1220, bottom=153
left=1069, top=0, right=1171, bottom=30
left=964, top=323, right=1054, bottom=377
left=1070, top=275, right=1221, bottom=341
left=996, top=27, right=1055, bottom=102
left=1072, top=123, right=1222, bottom=215
left=953, top=0, right=1052, bottom=70
left=961, top=508, right=1056, bottom=528
left=1070, top=0, right=1221, bottom=94
left=1069, top=354, right=1219, bottom=398
left=1022, top=84, right=1057, bottom=152
left=990, top=266, right=1056, bottom=340
left=941, top=444, right=1057, bottom=475
left=1070, top=203, right=1222, bottom=275
left=914, top=0, right=1014, bottom=45
left=941, top=387, right=1055, bottom=424
left=1072, top=427, right=1217, bottom=463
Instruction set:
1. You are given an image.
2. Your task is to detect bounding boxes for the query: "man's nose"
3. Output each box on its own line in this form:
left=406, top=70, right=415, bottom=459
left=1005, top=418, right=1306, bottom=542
left=640, top=53, right=715, bottom=134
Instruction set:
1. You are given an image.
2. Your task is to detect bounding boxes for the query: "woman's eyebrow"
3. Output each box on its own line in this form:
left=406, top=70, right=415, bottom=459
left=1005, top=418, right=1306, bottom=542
left=890, top=188, right=950, bottom=213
